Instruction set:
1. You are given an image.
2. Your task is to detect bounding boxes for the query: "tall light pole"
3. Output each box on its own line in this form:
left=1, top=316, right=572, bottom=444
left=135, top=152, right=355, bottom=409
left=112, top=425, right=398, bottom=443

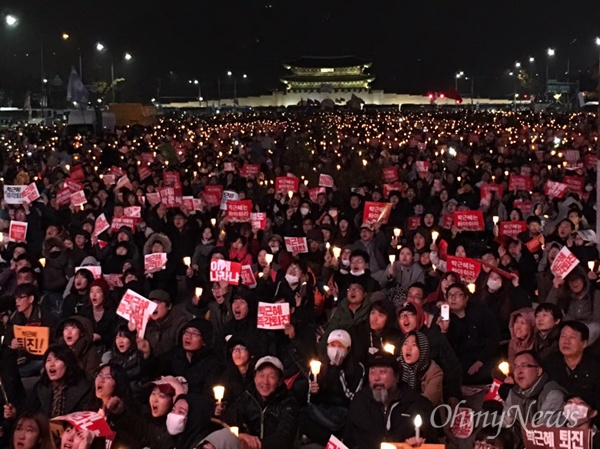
left=546, top=48, right=555, bottom=96
left=227, top=70, right=237, bottom=100
left=189, top=79, right=202, bottom=106
left=96, top=42, right=115, bottom=103
left=62, top=32, right=83, bottom=79
left=455, top=71, right=464, bottom=91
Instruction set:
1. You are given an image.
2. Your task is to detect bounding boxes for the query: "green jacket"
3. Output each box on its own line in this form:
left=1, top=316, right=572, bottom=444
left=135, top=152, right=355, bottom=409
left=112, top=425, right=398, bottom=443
left=321, top=296, right=373, bottom=348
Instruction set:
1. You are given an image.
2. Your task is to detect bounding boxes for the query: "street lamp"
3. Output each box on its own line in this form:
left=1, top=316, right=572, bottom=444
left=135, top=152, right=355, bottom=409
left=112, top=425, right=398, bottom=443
left=546, top=48, right=555, bottom=92
left=96, top=42, right=105, bottom=52
left=5, top=14, right=18, bottom=27
left=62, top=33, right=70, bottom=41
left=124, top=52, right=132, bottom=61
left=515, top=62, right=521, bottom=68
left=455, top=71, right=464, bottom=90
left=227, top=70, right=232, bottom=76
left=189, top=79, right=202, bottom=106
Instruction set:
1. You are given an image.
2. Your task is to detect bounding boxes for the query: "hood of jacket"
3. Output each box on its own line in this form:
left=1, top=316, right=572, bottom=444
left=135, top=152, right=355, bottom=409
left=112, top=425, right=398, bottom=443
left=143, top=232, right=172, bottom=255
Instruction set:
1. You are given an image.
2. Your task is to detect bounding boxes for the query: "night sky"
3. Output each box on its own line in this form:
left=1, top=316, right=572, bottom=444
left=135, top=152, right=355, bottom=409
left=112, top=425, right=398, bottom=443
left=1, top=0, right=600, bottom=103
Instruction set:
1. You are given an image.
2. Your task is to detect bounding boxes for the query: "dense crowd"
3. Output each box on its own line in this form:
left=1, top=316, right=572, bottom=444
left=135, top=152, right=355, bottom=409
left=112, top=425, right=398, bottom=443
left=0, top=108, right=598, bottom=449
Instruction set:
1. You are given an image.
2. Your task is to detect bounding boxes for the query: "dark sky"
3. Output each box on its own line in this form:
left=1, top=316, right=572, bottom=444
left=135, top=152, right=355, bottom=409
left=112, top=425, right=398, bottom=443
left=1, top=0, right=600, bottom=102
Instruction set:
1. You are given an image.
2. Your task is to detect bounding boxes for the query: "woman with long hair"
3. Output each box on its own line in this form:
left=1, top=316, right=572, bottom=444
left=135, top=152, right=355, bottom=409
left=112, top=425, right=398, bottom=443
left=9, top=411, right=55, bottom=449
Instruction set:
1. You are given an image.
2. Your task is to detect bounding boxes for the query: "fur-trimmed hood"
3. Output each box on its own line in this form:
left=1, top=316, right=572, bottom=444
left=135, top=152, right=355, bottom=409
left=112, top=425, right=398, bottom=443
left=143, top=232, right=172, bottom=255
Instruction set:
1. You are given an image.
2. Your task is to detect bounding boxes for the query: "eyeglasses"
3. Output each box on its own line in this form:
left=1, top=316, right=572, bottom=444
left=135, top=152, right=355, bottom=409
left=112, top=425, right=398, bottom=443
left=96, top=373, right=113, bottom=380
left=398, top=312, right=415, bottom=319
left=513, top=364, right=539, bottom=371
left=231, top=345, right=248, bottom=353
left=15, top=294, right=30, bottom=301
left=447, top=292, right=466, bottom=299
left=183, top=329, right=202, bottom=338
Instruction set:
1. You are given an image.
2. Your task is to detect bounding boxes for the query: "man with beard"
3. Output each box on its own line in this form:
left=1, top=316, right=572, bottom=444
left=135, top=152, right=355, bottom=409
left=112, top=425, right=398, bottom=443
left=343, top=352, right=436, bottom=448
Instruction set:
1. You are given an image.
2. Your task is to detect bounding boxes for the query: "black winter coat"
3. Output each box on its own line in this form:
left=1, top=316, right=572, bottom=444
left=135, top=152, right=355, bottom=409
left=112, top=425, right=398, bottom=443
left=223, top=384, right=300, bottom=449
left=28, top=376, right=93, bottom=417
left=168, top=346, right=224, bottom=395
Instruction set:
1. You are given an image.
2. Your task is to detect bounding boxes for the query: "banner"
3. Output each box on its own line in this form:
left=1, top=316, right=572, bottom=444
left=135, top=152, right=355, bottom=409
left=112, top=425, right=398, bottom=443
left=116, top=289, right=157, bottom=338
left=522, top=424, right=591, bottom=449
left=94, top=214, right=110, bottom=237
left=75, top=266, right=102, bottom=279
left=480, top=184, right=503, bottom=202
left=453, top=211, right=485, bottom=231
left=146, top=192, right=161, bottom=207
left=257, top=302, right=290, bottom=330
left=138, top=165, right=152, bottom=181
left=102, top=174, right=116, bottom=186
left=70, top=190, right=87, bottom=207
left=124, top=206, right=141, bottom=218
left=157, top=187, right=183, bottom=208
left=21, top=183, right=40, bottom=204
left=442, top=214, right=454, bottom=229
left=513, top=200, right=534, bottom=216
left=446, top=256, right=481, bottom=281
left=544, top=180, right=568, bottom=199
left=3, top=185, right=25, bottom=204
left=551, top=247, right=579, bottom=279
left=319, top=174, right=334, bottom=188
left=525, top=234, right=544, bottom=253
left=9, top=221, right=28, bottom=242
left=284, top=236, right=309, bottom=253
left=144, top=253, right=167, bottom=272
left=508, top=175, right=533, bottom=192
left=226, top=200, right=252, bottom=222
left=209, top=259, right=241, bottom=285
left=163, top=171, right=181, bottom=187
left=13, top=325, right=49, bottom=355
left=407, top=216, right=421, bottom=231
left=325, top=435, right=349, bottom=449
left=69, top=165, right=85, bottom=181
left=240, top=264, right=257, bottom=288
left=499, top=221, right=526, bottom=238
left=181, top=196, right=195, bottom=213
left=203, top=185, right=224, bottom=208
left=111, top=217, right=137, bottom=233
left=362, top=202, right=392, bottom=226
left=563, top=176, right=585, bottom=195
left=415, top=161, right=430, bottom=175
left=382, top=167, right=398, bottom=183
left=51, top=411, right=114, bottom=439
left=65, top=178, right=84, bottom=193
left=250, top=212, right=266, bottom=230
left=275, top=176, right=299, bottom=194
left=220, top=190, right=239, bottom=211
left=240, top=164, right=260, bottom=178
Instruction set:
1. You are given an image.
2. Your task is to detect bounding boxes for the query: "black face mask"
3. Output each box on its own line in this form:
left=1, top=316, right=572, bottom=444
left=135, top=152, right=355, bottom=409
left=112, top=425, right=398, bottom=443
left=49, top=251, right=61, bottom=259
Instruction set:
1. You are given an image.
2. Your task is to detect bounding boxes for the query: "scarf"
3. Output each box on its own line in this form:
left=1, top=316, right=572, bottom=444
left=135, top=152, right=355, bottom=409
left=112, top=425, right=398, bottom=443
left=399, top=331, right=431, bottom=390
left=50, top=383, right=67, bottom=418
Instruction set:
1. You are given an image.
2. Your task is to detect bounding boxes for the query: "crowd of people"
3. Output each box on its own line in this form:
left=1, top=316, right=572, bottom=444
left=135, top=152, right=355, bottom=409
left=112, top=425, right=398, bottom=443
left=0, top=108, right=598, bottom=449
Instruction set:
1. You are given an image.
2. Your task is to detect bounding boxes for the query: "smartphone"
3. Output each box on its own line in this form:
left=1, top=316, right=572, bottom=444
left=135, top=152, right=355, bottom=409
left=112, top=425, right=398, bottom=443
left=441, top=304, right=450, bottom=321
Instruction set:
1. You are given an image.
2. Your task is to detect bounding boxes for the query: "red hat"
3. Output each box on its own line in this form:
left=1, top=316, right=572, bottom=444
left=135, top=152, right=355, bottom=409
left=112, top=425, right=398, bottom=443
left=90, top=277, right=110, bottom=300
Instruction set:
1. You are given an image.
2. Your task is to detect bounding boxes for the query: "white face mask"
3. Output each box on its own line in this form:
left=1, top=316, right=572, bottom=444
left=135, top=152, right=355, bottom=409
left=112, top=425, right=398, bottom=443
left=166, top=413, right=186, bottom=435
left=285, top=274, right=299, bottom=285
left=487, top=279, right=502, bottom=292
left=585, top=185, right=594, bottom=192
left=563, top=403, right=588, bottom=426
left=327, top=347, right=348, bottom=366
left=351, top=269, right=365, bottom=277
left=300, top=207, right=310, bottom=216
left=341, top=259, right=350, bottom=267
left=269, top=245, right=280, bottom=254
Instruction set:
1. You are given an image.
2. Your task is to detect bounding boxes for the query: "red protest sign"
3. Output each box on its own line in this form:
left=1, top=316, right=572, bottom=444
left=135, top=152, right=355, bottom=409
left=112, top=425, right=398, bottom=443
left=94, top=213, right=110, bottom=237
left=584, top=154, right=598, bottom=169
left=240, top=164, right=260, bottom=178
left=415, top=161, right=430, bottom=175
left=9, top=221, right=28, bottom=242
left=382, top=167, right=398, bottom=183
left=407, top=216, right=421, bottom=231
left=70, top=190, right=87, bottom=207
left=499, top=221, right=526, bottom=238
left=109, top=166, right=125, bottom=177
left=157, top=187, right=183, bottom=208
left=453, top=211, right=485, bottom=231
left=284, top=236, right=309, bottom=253
left=111, top=217, right=137, bottom=233
left=224, top=162, right=235, bottom=172
left=124, top=206, right=141, bottom=218
left=144, top=253, right=167, bottom=272
left=65, top=177, right=84, bottom=193
left=146, top=192, right=161, bottom=207
left=21, top=183, right=40, bottom=204
left=240, top=264, right=257, bottom=288
left=522, top=424, right=591, bottom=449
left=69, top=165, right=85, bottom=181
left=209, top=259, right=241, bottom=285
left=250, top=212, right=266, bottom=230
left=544, top=180, right=568, bottom=199
left=383, top=183, right=404, bottom=198
left=140, top=152, right=154, bottom=164
left=275, top=176, right=299, bottom=194
left=513, top=200, right=533, bottom=216
left=442, top=214, right=454, bottom=229
left=52, top=411, right=114, bottom=439
left=509, top=175, right=533, bottom=192
left=446, top=256, right=481, bottom=281
left=138, top=165, right=152, bottom=181
left=325, top=435, right=349, bottom=449
left=163, top=171, right=181, bottom=187
left=181, top=196, right=195, bottom=212
left=116, top=289, right=157, bottom=338
left=480, top=184, right=503, bottom=202
left=257, top=302, right=290, bottom=330
left=521, top=166, right=531, bottom=177
left=362, top=202, right=392, bottom=226
left=450, top=407, right=474, bottom=439
left=564, top=149, right=580, bottom=162
left=226, top=200, right=252, bottom=222
left=525, top=234, right=543, bottom=253
left=203, top=185, right=223, bottom=208
left=102, top=174, right=116, bottom=186
left=308, top=187, right=326, bottom=203
left=319, top=174, right=334, bottom=188
left=563, top=176, right=584, bottom=195
left=550, top=247, right=579, bottom=279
